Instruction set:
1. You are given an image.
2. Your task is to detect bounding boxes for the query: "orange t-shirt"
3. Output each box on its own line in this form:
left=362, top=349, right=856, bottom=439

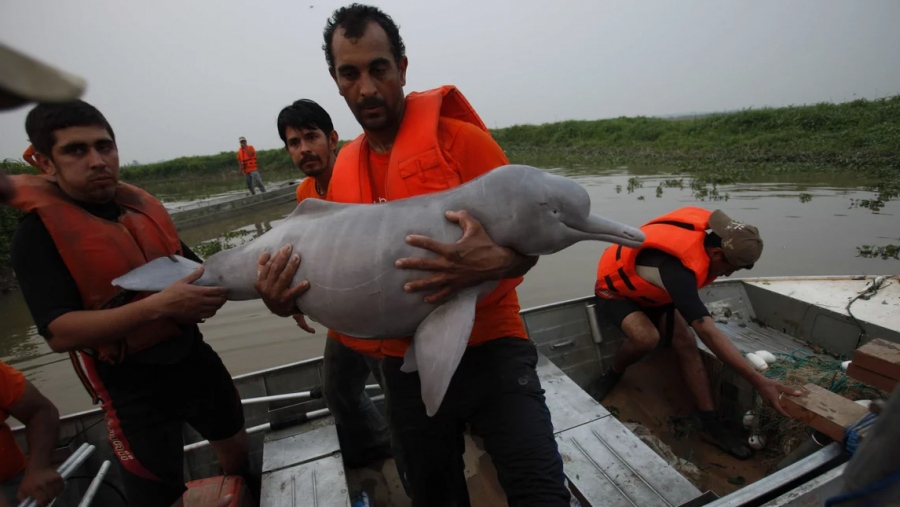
left=23, top=145, right=39, bottom=168
left=373, top=117, right=527, bottom=358
left=295, top=177, right=322, bottom=203
left=0, top=361, right=27, bottom=480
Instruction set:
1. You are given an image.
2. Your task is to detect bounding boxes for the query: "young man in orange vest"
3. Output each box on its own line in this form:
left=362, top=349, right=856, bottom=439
left=275, top=98, right=404, bottom=477
left=254, top=5, right=571, bottom=506
left=237, top=136, right=266, bottom=195
left=592, top=207, right=801, bottom=459
left=1, top=361, right=63, bottom=507
left=9, top=101, right=254, bottom=507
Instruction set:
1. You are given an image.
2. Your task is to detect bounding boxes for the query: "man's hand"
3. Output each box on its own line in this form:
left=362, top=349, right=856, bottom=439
left=17, top=466, right=64, bottom=507
left=292, top=313, right=316, bottom=334
left=149, top=267, right=228, bottom=324
left=754, top=377, right=803, bottom=417
left=395, top=210, right=536, bottom=304
left=255, top=244, right=309, bottom=317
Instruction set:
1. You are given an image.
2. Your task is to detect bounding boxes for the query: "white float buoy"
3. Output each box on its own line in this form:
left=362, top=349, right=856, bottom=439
left=748, top=435, right=766, bottom=450
left=841, top=361, right=851, bottom=372
left=746, top=353, right=768, bottom=372
left=755, top=350, right=777, bottom=364
left=742, top=410, right=756, bottom=430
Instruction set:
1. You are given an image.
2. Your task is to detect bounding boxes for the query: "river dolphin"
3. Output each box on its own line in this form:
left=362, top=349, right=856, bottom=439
left=113, top=165, right=645, bottom=416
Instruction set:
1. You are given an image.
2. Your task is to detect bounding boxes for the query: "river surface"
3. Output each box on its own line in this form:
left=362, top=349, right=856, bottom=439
left=1, top=167, right=897, bottom=416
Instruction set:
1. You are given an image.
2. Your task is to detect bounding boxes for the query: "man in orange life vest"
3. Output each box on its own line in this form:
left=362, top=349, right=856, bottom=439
left=237, top=136, right=266, bottom=195
left=254, top=4, right=572, bottom=506
left=275, top=98, right=402, bottom=475
left=591, top=207, right=801, bottom=459
left=9, top=101, right=255, bottom=507
left=1, top=361, right=63, bottom=507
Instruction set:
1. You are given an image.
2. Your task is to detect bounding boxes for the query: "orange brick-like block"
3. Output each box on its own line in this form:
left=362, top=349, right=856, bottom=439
left=852, top=338, right=900, bottom=381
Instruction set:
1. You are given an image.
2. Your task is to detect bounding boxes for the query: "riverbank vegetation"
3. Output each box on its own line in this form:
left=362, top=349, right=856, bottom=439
left=1, top=96, right=898, bottom=290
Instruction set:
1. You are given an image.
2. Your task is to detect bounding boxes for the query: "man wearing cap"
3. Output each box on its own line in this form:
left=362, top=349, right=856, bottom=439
left=236, top=136, right=265, bottom=195
left=590, top=206, right=800, bottom=459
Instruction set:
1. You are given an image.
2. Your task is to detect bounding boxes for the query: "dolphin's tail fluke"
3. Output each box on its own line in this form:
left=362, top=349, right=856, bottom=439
left=112, top=255, right=204, bottom=292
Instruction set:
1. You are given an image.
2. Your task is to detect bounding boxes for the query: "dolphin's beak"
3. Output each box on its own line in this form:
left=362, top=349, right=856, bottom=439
left=570, top=213, right=645, bottom=248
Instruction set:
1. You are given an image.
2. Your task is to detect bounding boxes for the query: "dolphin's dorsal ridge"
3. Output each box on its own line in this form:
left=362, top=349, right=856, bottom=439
left=288, top=197, right=349, bottom=219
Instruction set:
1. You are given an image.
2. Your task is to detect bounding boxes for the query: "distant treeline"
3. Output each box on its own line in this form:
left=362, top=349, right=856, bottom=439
left=492, top=95, right=900, bottom=173
left=2, top=96, right=897, bottom=182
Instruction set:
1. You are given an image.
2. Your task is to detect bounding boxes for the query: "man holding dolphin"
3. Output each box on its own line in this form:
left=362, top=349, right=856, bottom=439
left=8, top=99, right=254, bottom=507
left=254, top=4, right=572, bottom=506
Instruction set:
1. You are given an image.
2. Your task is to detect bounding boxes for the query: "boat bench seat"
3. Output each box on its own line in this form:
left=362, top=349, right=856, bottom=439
left=536, top=352, right=702, bottom=506
left=260, top=422, right=349, bottom=506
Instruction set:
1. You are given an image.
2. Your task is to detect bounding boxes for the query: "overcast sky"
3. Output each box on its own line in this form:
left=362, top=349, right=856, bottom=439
left=1, top=0, right=898, bottom=164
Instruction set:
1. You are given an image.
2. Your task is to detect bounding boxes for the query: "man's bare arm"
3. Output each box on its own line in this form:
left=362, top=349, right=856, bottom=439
left=692, top=317, right=802, bottom=416
left=45, top=267, right=227, bottom=352
left=7, top=382, right=64, bottom=506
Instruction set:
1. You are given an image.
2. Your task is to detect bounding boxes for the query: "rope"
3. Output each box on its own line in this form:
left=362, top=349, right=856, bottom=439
left=845, top=276, right=892, bottom=349
left=843, top=412, right=877, bottom=457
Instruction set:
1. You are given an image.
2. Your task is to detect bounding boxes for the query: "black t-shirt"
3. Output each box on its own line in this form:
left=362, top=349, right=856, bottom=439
left=11, top=200, right=203, bottom=364
left=635, top=248, right=711, bottom=324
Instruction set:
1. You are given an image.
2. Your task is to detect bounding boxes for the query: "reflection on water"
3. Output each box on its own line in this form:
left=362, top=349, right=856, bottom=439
left=2, top=166, right=897, bottom=385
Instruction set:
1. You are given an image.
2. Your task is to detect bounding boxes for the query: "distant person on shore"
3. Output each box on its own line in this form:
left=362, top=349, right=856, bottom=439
left=236, top=136, right=266, bottom=195
left=590, top=206, right=801, bottom=459
left=270, top=98, right=407, bottom=485
left=1, top=360, right=64, bottom=507
left=8, top=100, right=255, bottom=507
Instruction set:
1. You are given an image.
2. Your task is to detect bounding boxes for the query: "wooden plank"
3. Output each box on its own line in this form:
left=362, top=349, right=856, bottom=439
left=847, top=363, right=898, bottom=393
left=781, top=384, right=869, bottom=441
left=852, top=338, right=900, bottom=381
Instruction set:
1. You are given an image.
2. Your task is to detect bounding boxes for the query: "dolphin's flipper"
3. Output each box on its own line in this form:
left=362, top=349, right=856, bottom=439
left=111, top=255, right=203, bottom=292
left=409, top=288, right=479, bottom=417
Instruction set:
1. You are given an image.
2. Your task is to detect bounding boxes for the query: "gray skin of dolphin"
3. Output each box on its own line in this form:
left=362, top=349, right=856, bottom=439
left=113, top=165, right=645, bottom=416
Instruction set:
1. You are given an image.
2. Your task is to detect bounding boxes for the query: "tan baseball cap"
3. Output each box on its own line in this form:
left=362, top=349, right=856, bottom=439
left=709, top=210, right=763, bottom=268
left=0, top=42, right=86, bottom=111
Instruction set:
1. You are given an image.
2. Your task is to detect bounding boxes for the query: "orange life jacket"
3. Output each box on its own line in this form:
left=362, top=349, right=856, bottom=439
left=237, top=146, right=258, bottom=174
left=329, top=85, right=524, bottom=358
left=0, top=361, right=26, bottom=481
left=22, top=145, right=39, bottom=168
left=595, top=207, right=717, bottom=306
left=9, top=175, right=185, bottom=367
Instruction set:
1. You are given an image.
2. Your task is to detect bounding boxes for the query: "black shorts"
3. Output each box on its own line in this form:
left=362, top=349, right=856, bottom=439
left=80, top=336, right=244, bottom=507
left=595, top=297, right=677, bottom=347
